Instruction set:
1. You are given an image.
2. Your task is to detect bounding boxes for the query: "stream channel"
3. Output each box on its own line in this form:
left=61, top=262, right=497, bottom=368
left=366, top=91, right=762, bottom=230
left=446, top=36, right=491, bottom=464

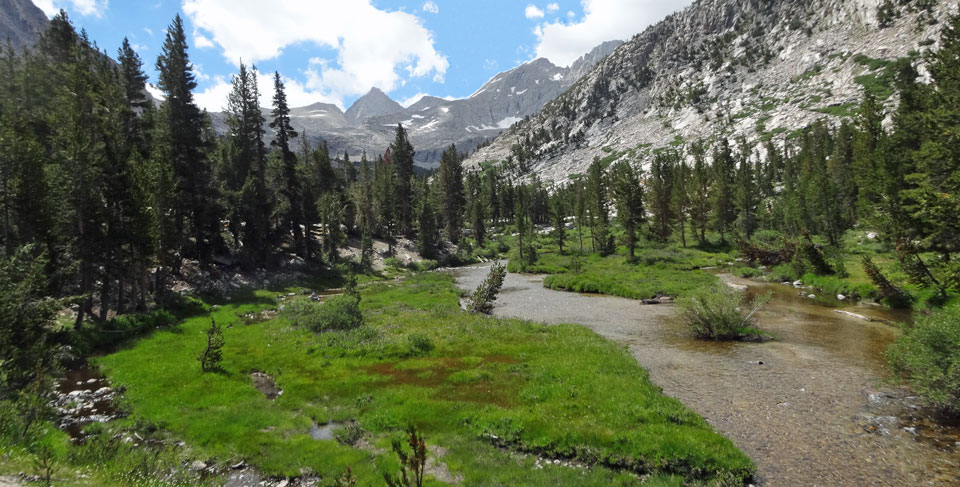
left=452, top=262, right=959, bottom=486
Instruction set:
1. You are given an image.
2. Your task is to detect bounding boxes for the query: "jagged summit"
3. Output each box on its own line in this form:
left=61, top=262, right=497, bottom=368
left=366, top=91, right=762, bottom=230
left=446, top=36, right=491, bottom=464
left=0, top=0, right=48, bottom=50
left=208, top=39, right=623, bottom=166
left=345, top=87, right=404, bottom=123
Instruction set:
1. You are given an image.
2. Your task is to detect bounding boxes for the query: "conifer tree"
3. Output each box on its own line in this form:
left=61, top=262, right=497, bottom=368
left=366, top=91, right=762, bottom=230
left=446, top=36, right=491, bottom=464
left=550, top=196, right=566, bottom=254
left=610, top=161, right=644, bottom=261
left=417, top=185, right=439, bottom=259
left=484, top=169, right=500, bottom=229
left=586, top=157, right=612, bottom=255
left=734, top=140, right=758, bottom=238
left=711, top=138, right=736, bottom=244
left=649, top=150, right=676, bottom=242
left=437, top=144, right=465, bottom=244
left=390, top=124, right=416, bottom=236
left=155, top=14, right=217, bottom=270
left=270, top=72, right=305, bottom=257
left=689, top=142, right=711, bottom=246
left=466, top=172, right=486, bottom=248
left=673, top=156, right=691, bottom=248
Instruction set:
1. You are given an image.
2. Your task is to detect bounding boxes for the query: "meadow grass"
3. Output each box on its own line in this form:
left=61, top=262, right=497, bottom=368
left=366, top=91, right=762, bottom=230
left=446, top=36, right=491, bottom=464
left=95, top=272, right=754, bottom=486
left=505, top=227, right=727, bottom=300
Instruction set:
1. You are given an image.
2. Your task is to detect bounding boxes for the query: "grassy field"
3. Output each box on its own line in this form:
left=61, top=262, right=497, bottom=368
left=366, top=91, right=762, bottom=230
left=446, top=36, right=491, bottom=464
left=504, top=227, right=728, bottom=300
left=502, top=223, right=953, bottom=309
left=92, top=272, right=753, bottom=486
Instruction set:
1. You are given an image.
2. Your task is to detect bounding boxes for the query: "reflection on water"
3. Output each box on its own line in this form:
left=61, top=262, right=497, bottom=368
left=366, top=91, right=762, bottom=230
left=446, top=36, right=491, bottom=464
left=452, top=263, right=960, bottom=487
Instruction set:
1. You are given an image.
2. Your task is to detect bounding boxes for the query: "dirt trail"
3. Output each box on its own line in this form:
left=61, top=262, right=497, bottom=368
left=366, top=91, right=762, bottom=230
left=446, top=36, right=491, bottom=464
left=452, top=263, right=960, bottom=487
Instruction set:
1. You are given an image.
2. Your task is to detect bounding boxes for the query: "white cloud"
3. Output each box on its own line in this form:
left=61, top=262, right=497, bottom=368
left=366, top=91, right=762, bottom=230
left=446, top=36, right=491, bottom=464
left=532, top=0, right=693, bottom=66
left=32, top=0, right=57, bottom=16
left=399, top=92, right=429, bottom=108
left=421, top=1, right=438, bottom=14
left=182, top=0, right=449, bottom=108
left=32, top=0, right=108, bottom=18
left=192, top=70, right=343, bottom=113
left=546, top=3, right=559, bottom=12
left=194, top=32, right=214, bottom=49
left=143, top=26, right=154, bottom=36
left=524, top=4, right=544, bottom=19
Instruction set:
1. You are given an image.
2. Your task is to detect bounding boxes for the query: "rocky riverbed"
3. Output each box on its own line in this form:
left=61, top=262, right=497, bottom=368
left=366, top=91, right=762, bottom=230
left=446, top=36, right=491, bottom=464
left=452, top=262, right=960, bottom=487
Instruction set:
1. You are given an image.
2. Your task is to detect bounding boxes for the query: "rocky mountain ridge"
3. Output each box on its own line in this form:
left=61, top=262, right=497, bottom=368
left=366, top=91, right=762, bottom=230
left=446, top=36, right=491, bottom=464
left=0, top=0, right=48, bottom=51
left=466, top=0, right=958, bottom=182
left=209, top=40, right=623, bottom=166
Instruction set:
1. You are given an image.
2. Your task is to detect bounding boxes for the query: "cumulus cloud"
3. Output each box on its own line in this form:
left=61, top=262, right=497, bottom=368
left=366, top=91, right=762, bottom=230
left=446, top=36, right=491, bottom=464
left=525, top=5, right=544, bottom=19
left=546, top=3, right=559, bottom=12
left=422, top=1, right=438, bottom=14
left=192, top=70, right=342, bottom=113
left=32, top=0, right=109, bottom=18
left=531, top=0, right=693, bottom=66
left=182, top=0, right=448, bottom=108
left=399, top=92, right=429, bottom=108
left=193, top=32, right=214, bottom=49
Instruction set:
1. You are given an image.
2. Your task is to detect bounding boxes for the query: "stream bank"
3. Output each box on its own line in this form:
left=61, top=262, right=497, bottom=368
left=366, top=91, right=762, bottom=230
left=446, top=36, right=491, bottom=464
left=452, top=262, right=959, bottom=487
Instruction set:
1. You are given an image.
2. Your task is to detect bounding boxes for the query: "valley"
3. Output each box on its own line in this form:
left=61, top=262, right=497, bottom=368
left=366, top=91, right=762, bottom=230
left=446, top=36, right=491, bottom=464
left=2, top=0, right=960, bottom=486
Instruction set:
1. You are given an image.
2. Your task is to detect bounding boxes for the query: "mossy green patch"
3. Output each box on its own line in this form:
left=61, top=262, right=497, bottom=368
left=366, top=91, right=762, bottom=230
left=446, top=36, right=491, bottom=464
left=96, top=273, right=754, bottom=485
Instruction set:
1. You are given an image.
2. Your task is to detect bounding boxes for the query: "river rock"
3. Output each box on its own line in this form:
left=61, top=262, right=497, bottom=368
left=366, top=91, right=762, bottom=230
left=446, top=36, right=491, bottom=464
left=725, top=282, right=749, bottom=292
left=792, top=280, right=803, bottom=287
left=837, top=294, right=846, bottom=301
left=807, top=294, right=816, bottom=299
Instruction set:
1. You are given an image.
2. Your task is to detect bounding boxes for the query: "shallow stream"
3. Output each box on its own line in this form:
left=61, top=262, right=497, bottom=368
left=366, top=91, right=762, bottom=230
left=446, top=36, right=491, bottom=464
left=452, top=263, right=960, bottom=486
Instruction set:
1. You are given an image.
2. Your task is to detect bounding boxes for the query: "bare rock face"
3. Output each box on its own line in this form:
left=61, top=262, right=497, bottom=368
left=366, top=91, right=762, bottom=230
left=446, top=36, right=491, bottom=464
left=0, top=0, right=49, bottom=51
left=465, top=0, right=958, bottom=183
left=344, top=87, right=404, bottom=123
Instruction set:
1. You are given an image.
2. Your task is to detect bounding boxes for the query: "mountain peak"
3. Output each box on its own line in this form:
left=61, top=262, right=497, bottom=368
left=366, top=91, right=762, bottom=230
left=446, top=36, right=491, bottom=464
left=345, top=87, right=404, bottom=122
left=0, top=0, right=49, bottom=51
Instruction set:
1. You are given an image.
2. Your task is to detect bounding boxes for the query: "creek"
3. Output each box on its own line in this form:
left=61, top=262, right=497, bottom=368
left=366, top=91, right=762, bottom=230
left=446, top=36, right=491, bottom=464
left=452, top=262, right=960, bottom=487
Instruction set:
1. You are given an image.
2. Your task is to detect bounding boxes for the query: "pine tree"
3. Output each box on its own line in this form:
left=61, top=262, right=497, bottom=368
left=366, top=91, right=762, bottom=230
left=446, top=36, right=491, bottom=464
left=689, top=142, right=711, bottom=246
left=270, top=72, right=305, bottom=258
left=711, top=138, right=736, bottom=244
left=903, top=14, right=960, bottom=258
left=734, top=140, right=758, bottom=238
left=483, top=169, right=500, bottom=230
left=373, top=152, right=397, bottom=246
left=673, top=156, right=691, bottom=248
left=610, top=161, right=644, bottom=261
left=417, top=186, right=439, bottom=259
left=390, top=124, right=416, bottom=236
left=586, top=157, right=612, bottom=255
left=549, top=196, right=566, bottom=254
left=437, top=144, right=465, bottom=244
left=513, top=186, right=535, bottom=267
left=465, top=172, right=486, bottom=248
left=224, top=62, right=270, bottom=267
left=155, top=14, right=217, bottom=270
left=649, top=150, right=676, bottom=242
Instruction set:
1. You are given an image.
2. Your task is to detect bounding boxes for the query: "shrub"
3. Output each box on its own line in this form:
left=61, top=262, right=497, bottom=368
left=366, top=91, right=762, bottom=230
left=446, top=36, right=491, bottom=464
left=468, top=263, right=506, bottom=314
left=887, top=304, right=960, bottom=414
left=284, top=295, right=363, bottom=332
left=405, top=333, right=435, bottom=357
left=678, top=283, right=771, bottom=340
left=198, top=318, right=224, bottom=372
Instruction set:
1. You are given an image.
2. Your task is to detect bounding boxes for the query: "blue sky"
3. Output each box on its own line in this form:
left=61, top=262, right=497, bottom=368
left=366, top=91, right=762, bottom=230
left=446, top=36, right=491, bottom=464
left=31, top=0, right=691, bottom=111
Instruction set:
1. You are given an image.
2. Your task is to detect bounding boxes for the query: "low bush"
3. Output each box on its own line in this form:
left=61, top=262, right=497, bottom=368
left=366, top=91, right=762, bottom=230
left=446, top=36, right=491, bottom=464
left=284, top=295, right=363, bottom=332
left=678, top=283, right=771, bottom=340
left=887, top=304, right=960, bottom=414
left=468, top=263, right=506, bottom=314
left=404, top=332, right=435, bottom=357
